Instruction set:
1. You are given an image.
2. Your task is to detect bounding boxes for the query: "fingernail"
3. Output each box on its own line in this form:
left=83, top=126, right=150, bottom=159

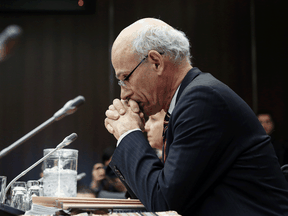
left=120, top=109, right=125, bottom=114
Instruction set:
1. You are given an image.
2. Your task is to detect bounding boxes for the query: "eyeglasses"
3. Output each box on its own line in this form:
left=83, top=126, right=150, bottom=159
left=118, top=56, right=147, bottom=88
left=118, top=52, right=164, bottom=88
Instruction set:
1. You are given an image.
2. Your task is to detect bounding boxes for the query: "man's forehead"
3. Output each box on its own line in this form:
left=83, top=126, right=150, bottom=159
left=111, top=21, right=139, bottom=61
left=112, top=37, right=134, bottom=61
left=112, top=46, right=138, bottom=78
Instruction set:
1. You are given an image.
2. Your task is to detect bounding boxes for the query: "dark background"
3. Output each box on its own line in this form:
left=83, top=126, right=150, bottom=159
left=0, top=0, right=287, bottom=186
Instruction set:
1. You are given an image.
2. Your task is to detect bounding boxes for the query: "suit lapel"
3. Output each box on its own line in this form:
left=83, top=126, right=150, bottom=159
left=176, top=67, right=202, bottom=104
left=164, top=68, right=201, bottom=162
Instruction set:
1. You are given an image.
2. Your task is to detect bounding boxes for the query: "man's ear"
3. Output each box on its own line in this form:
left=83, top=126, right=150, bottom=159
left=147, top=50, right=164, bottom=75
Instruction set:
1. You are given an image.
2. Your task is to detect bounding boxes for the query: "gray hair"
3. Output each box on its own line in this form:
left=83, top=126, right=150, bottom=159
left=132, top=24, right=192, bottom=65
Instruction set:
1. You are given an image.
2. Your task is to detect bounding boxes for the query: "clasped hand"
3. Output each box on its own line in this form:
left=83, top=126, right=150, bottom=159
left=104, top=99, right=145, bottom=140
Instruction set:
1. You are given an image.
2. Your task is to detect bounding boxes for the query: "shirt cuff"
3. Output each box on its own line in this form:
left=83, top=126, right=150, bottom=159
left=117, top=128, right=142, bottom=147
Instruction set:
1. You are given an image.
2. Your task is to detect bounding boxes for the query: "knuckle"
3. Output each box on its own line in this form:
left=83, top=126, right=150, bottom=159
left=105, top=110, right=110, bottom=117
left=113, top=98, right=120, bottom=105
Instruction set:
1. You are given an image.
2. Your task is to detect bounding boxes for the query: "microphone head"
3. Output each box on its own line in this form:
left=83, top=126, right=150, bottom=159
left=0, top=25, right=23, bottom=40
left=0, top=24, right=23, bottom=62
left=53, top=95, right=85, bottom=121
left=71, top=95, right=85, bottom=108
left=57, top=133, right=78, bottom=149
left=66, top=133, right=78, bottom=143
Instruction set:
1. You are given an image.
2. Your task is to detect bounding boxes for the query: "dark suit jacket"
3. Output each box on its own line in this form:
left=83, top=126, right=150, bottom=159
left=110, top=68, right=288, bottom=216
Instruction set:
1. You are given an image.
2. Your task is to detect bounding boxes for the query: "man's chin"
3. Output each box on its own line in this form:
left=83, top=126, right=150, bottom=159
left=138, top=102, right=159, bottom=116
left=142, top=106, right=153, bottom=116
left=145, top=107, right=160, bottom=116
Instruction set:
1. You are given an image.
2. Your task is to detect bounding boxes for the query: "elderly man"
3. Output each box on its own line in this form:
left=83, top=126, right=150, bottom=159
left=105, top=18, right=288, bottom=215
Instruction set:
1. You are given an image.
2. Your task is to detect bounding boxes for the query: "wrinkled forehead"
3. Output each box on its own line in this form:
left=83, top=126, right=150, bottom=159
left=111, top=26, right=138, bottom=60
left=111, top=35, right=138, bottom=78
left=112, top=40, right=134, bottom=63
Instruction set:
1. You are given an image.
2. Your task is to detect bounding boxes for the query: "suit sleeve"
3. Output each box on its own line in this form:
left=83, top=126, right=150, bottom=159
left=109, top=85, right=235, bottom=214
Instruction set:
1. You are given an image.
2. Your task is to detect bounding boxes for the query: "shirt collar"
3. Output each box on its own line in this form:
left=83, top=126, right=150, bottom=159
left=168, top=84, right=181, bottom=115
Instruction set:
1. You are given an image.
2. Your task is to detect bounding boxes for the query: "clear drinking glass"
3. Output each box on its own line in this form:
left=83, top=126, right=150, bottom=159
left=10, top=181, right=27, bottom=211
left=27, top=180, right=42, bottom=195
left=26, top=180, right=42, bottom=210
left=43, top=148, right=78, bottom=197
left=11, top=181, right=27, bottom=197
left=0, top=176, right=7, bottom=203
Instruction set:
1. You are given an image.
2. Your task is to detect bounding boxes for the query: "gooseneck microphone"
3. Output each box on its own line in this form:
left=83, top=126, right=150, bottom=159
left=2, top=133, right=78, bottom=204
left=0, top=96, right=85, bottom=159
left=53, top=95, right=85, bottom=121
left=0, top=24, right=22, bottom=62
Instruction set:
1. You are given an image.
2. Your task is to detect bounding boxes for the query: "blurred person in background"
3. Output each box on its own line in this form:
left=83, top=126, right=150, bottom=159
left=90, top=147, right=126, bottom=198
left=257, top=110, right=284, bottom=165
left=144, top=110, right=166, bottom=160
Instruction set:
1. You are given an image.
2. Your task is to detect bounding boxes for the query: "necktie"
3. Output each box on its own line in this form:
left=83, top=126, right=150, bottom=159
left=162, top=112, right=170, bottom=163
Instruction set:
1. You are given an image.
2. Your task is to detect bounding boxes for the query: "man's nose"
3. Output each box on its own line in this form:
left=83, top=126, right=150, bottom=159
left=120, top=87, right=132, bottom=100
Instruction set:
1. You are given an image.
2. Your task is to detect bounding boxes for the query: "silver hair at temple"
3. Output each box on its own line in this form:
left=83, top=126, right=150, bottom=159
left=132, top=24, right=192, bottom=65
